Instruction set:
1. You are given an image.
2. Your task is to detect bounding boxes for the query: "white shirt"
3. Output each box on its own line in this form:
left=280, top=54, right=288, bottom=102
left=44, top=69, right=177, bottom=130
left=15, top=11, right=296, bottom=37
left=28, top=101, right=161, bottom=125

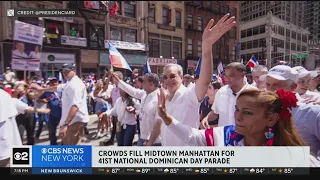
left=57, top=76, right=89, bottom=126
left=212, top=83, right=257, bottom=126
left=0, top=91, right=27, bottom=160
left=12, top=49, right=28, bottom=58
left=29, top=51, right=41, bottom=59
left=4, top=72, right=16, bottom=84
left=118, top=80, right=161, bottom=143
left=158, top=84, right=201, bottom=146
left=301, top=90, right=320, bottom=103
left=105, top=97, right=140, bottom=126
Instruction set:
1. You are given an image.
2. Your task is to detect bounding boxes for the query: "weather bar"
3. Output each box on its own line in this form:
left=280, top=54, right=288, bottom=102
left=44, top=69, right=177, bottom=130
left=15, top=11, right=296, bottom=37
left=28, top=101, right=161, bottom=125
left=7, top=9, right=78, bottom=17
left=10, top=167, right=310, bottom=175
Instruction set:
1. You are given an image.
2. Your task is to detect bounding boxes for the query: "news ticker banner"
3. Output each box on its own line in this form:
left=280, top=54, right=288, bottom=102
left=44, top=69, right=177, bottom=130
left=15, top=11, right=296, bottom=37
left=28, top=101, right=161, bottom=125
left=10, top=146, right=311, bottom=174
left=7, top=9, right=78, bottom=17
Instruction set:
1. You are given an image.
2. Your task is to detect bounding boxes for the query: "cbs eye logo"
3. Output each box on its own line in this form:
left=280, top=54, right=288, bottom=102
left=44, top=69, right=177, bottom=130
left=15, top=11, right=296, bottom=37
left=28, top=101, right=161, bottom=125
left=12, top=148, right=29, bottom=165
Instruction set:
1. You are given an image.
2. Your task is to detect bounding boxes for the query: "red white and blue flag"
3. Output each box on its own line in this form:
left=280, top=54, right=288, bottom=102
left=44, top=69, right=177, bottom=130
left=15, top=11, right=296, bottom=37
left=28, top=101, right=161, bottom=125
left=108, top=41, right=132, bottom=71
left=246, top=55, right=259, bottom=68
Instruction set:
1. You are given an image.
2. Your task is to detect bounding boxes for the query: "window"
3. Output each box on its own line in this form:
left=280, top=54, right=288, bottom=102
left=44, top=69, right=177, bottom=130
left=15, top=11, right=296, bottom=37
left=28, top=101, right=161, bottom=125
left=291, top=31, right=296, bottom=39
left=89, top=24, right=104, bottom=48
left=297, top=33, right=301, bottom=41
left=215, top=2, right=221, bottom=12
left=247, top=41, right=252, bottom=49
left=45, top=20, right=64, bottom=35
left=231, top=8, right=237, bottom=18
left=253, top=26, right=259, bottom=35
left=70, top=23, right=83, bottom=37
left=197, top=17, right=203, bottom=31
left=123, top=28, right=136, bottom=42
left=302, top=46, right=307, bottom=51
left=222, top=4, right=229, bottom=14
left=302, top=35, right=307, bottom=43
left=278, top=26, right=285, bottom=36
left=110, top=27, right=122, bottom=41
left=241, top=42, right=245, bottom=50
left=259, top=25, right=265, bottom=34
left=149, top=39, right=160, bottom=58
left=162, top=7, right=169, bottom=25
left=173, top=42, right=182, bottom=59
left=124, top=1, right=136, bottom=18
left=148, top=4, right=155, bottom=23
left=161, top=40, right=171, bottom=58
left=241, top=30, right=246, bottom=38
left=285, top=41, right=290, bottom=50
left=291, top=43, right=296, bottom=51
left=215, top=42, right=221, bottom=59
left=286, top=29, right=290, bottom=37
left=253, top=40, right=258, bottom=48
left=198, top=40, right=202, bottom=57
left=297, top=45, right=301, bottom=51
left=176, top=11, right=181, bottom=28
left=247, top=28, right=252, bottom=36
left=18, top=17, right=39, bottom=26
left=187, top=39, right=193, bottom=55
left=188, top=14, right=193, bottom=28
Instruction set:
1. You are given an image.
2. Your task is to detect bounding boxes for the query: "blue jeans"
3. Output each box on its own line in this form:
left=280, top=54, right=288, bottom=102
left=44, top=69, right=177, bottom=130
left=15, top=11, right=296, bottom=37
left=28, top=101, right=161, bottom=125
left=137, top=138, right=161, bottom=146
left=116, top=124, right=136, bottom=146
left=48, top=116, right=60, bottom=145
left=36, top=114, right=46, bottom=138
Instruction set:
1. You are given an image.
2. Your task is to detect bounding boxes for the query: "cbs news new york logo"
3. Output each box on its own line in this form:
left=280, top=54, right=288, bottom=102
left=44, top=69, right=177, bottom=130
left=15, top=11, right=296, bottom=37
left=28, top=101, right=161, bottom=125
left=12, top=148, right=30, bottom=165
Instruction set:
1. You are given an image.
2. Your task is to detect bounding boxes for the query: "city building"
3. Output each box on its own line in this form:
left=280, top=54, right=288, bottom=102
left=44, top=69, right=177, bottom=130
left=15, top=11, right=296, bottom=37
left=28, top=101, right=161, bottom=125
left=304, top=1, right=320, bottom=69
left=0, top=1, right=147, bottom=78
left=184, top=1, right=240, bottom=74
left=239, top=1, right=310, bottom=69
left=146, top=1, right=185, bottom=74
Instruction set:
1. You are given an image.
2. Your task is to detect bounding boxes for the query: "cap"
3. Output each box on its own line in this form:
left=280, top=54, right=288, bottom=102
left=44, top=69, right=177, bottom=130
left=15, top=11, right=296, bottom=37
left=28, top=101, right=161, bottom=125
left=0, top=74, right=4, bottom=80
left=61, top=63, right=75, bottom=71
left=6, top=67, right=10, bottom=70
left=49, top=77, right=57, bottom=81
left=259, top=65, right=299, bottom=83
left=292, top=66, right=318, bottom=78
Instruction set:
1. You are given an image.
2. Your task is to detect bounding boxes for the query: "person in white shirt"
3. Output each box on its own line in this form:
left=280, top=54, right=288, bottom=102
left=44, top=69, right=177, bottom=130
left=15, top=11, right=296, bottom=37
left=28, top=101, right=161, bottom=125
left=29, top=45, right=41, bottom=59
left=110, top=72, right=162, bottom=146
left=0, top=89, right=49, bottom=167
left=292, top=66, right=320, bottom=103
left=101, top=85, right=141, bottom=146
left=12, top=42, right=28, bottom=59
left=200, top=62, right=256, bottom=128
left=183, top=74, right=195, bottom=89
left=260, top=65, right=320, bottom=155
left=309, top=70, right=320, bottom=93
left=4, top=67, right=17, bottom=85
left=30, top=64, right=89, bottom=145
left=146, top=13, right=237, bottom=146
left=251, top=65, right=268, bottom=89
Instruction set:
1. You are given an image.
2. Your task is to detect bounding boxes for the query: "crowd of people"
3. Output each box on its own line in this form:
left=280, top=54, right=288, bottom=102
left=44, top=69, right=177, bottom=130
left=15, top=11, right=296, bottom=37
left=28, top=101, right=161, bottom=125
left=0, top=14, right=320, bottom=167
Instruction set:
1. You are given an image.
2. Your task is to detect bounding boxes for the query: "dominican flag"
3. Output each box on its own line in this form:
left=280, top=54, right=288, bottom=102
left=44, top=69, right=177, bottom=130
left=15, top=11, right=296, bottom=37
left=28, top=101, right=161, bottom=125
left=246, top=55, right=259, bottom=68
left=195, top=57, right=202, bottom=76
left=108, top=41, right=132, bottom=71
left=144, top=60, right=151, bottom=74
left=217, top=61, right=224, bottom=76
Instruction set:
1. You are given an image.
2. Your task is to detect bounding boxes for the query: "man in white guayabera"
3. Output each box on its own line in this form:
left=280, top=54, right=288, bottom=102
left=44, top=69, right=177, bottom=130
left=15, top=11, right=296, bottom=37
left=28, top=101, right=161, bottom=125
left=146, top=14, right=237, bottom=146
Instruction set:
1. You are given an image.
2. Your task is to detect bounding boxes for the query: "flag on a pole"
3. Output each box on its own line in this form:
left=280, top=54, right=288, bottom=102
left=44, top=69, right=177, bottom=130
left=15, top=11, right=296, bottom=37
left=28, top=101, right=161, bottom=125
left=246, top=55, right=259, bottom=68
left=108, top=41, right=132, bottom=71
left=217, top=61, right=224, bottom=76
left=144, top=60, right=151, bottom=74
left=195, top=57, right=201, bottom=76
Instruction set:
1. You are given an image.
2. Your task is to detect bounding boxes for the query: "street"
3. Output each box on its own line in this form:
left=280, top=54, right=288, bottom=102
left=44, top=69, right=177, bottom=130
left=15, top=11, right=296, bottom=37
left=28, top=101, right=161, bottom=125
left=22, top=115, right=139, bottom=146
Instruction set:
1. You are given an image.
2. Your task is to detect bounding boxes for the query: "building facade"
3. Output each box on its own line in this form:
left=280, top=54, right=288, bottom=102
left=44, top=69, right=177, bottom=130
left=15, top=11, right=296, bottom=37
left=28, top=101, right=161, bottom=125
left=0, top=1, right=147, bottom=78
left=304, top=1, right=320, bottom=69
left=240, top=1, right=309, bottom=69
left=146, top=1, right=185, bottom=74
left=185, top=1, right=240, bottom=74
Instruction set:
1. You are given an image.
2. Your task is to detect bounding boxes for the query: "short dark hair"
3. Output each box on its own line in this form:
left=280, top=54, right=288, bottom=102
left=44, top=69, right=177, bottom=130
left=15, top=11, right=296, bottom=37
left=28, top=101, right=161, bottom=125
left=144, top=73, right=160, bottom=87
left=225, top=62, right=246, bottom=72
left=211, top=81, right=222, bottom=90
left=136, top=76, right=144, bottom=83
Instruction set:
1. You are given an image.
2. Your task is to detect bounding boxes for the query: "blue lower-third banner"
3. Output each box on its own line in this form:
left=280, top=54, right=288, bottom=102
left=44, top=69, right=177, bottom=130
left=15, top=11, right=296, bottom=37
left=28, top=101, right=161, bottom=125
left=32, top=146, right=92, bottom=167
left=32, top=168, right=92, bottom=174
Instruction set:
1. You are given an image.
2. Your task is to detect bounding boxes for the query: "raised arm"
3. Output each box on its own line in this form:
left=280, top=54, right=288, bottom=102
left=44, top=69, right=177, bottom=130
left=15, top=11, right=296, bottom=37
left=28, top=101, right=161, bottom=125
left=195, top=14, right=236, bottom=101
left=113, top=73, right=146, bottom=99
